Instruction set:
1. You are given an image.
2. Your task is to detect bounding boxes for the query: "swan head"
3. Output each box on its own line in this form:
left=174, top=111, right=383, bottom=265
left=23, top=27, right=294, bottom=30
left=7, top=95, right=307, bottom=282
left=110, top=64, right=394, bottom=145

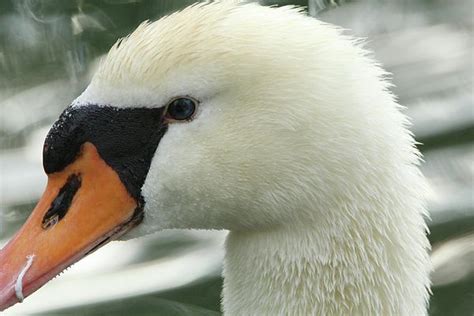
left=0, top=1, right=427, bottom=310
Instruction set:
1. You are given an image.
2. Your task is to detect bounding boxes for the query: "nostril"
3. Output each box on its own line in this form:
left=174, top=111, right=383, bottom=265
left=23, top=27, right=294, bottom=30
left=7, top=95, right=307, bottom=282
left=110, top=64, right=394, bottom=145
left=42, top=174, right=82, bottom=230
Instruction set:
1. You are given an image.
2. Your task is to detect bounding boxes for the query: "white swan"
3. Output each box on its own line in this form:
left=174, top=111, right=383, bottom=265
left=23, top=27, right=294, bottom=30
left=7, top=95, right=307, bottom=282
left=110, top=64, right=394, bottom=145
left=0, top=2, right=431, bottom=315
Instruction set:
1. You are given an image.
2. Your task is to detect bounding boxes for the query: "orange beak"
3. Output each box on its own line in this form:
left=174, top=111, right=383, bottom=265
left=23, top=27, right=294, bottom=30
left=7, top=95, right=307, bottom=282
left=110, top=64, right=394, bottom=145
left=0, top=142, right=142, bottom=311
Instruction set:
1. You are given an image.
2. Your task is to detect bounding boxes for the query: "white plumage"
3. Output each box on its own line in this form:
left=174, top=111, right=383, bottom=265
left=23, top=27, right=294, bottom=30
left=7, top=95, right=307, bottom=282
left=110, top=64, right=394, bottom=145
left=75, top=1, right=431, bottom=314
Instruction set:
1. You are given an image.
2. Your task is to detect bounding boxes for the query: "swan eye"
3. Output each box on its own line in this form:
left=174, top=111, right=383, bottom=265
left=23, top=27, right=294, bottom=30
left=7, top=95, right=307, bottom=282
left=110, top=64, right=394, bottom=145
left=166, top=97, right=197, bottom=121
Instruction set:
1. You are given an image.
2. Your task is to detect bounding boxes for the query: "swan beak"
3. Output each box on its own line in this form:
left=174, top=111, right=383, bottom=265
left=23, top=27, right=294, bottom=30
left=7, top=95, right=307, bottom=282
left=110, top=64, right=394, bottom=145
left=0, top=142, right=142, bottom=311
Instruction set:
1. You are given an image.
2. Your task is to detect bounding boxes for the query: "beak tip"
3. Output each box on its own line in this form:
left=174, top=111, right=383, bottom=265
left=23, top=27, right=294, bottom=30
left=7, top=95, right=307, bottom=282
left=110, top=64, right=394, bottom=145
left=0, top=288, right=18, bottom=312
left=0, top=269, right=16, bottom=311
left=0, top=249, right=34, bottom=312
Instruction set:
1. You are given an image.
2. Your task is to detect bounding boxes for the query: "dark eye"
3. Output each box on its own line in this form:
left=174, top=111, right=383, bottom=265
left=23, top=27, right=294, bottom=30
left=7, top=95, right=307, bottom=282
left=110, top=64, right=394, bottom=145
left=166, top=97, right=197, bottom=121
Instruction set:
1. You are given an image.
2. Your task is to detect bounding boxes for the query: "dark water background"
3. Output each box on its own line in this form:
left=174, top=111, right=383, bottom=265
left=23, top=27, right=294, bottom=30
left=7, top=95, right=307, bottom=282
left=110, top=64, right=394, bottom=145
left=0, top=0, right=473, bottom=315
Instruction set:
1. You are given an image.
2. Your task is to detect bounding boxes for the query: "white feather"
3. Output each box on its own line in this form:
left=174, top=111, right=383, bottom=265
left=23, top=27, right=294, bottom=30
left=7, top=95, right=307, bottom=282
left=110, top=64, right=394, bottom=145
left=15, top=255, right=35, bottom=302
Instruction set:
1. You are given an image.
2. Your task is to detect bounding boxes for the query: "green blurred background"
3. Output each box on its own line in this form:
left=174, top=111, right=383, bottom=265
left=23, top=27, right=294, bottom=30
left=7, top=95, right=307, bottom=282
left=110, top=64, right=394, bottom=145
left=0, top=0, right=473, bottom=315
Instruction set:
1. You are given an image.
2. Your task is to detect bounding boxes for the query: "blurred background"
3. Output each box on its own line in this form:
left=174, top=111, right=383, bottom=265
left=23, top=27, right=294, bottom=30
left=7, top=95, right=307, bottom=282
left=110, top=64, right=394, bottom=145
left=0, top=0, right=472, bottom=315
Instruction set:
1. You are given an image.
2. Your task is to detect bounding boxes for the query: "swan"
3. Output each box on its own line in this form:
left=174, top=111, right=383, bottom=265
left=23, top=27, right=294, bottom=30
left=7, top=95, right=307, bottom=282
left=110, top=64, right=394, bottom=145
left=0, top=1, right=431, bottom=315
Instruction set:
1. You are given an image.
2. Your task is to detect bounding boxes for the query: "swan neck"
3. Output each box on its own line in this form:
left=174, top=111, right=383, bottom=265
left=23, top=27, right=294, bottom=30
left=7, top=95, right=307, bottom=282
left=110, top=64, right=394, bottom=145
left=222, top=219, right=429, bottom=315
